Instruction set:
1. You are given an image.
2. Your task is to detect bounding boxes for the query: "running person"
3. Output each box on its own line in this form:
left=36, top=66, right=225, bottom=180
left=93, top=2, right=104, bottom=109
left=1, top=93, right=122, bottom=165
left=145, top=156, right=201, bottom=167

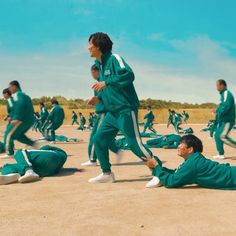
left=77, top=113, right=86, bottom=131
left=42, top=99, right=65, bottom=142
left=167, top=109, right=174, bottom=128
left=182, top=110, right=189, bottom=124
left=213, top=79, right=236, bottom=159
left=142, top=106, right=157, bottom=134
left=2, top=88, right=13, bottom=123
left=82, top=64, right=122, bottom=166
left=87, top=32, right=157, bottom=184
left=2, top=81, right=36, bottom=158
left=71, top=111, right=79, bottom=126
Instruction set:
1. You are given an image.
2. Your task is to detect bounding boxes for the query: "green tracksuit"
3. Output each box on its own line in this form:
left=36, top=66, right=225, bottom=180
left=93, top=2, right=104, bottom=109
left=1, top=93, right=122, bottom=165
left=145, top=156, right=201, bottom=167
left=88, top=115, right=94, bottom=129
left=173, top=113, right=183, bottom=133
left=94, top=52, right=153, bottom=173
left=4, top=90, right=35, bottom=155
left=78, top=115, right=86, bottom=130
left=183, top=111, right=189, bottom=123
left=143, top=110, right=156, bottom=133
left=2, top=145, right=67, bottom=177
left=201, top=120, right=217, bottom=137
left=215, top=89, right=236, bottom=155
left=147, top=134, right=181, bottom=149
left=72, top=113, right=79, bottom=126
left=6, top=97, right=14, bottom=121
left=40, top=107, right=49, bottom=126
left=154, top=152, right=236, bottom=190
left=167, top=112, right=174, bottom=128
left=0, top=141, right=5, bottom=153
left=43, top=105, right=65, bottom=141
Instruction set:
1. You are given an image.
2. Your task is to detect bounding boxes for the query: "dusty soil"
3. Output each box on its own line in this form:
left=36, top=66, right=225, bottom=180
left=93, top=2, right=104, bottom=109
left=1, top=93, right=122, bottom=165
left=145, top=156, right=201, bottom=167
left=0, top=124, right=236, bottom=236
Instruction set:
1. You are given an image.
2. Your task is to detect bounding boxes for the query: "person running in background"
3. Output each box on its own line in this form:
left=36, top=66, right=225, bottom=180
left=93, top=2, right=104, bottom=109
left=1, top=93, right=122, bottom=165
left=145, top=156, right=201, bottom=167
left=213, top=79, right=236, bottom=159
left=2, top=88, right=13, bottom=123
left=42, top=99, right=65, bottom=142
left=167, top=109, right=174, bottom=128
left=71, top=111, right=79, bottom=126
left=142, top=106, right=157, bottom=134
left=2, top=81, right=36, bottom=158
left=78, top=112, right=86, bottom=131
left=32, top=112, right=41, bottom=132
left=87, top=32, right=157, bottom=184
left=0, top=145, right=67, bottom=185
left=147, top=134, right=236, bottom=190
left=39, top=102, right=49, bottom=130
left=82, top=64, right=122, bottom=166
left=88, top=112, right=94, bottom=129
left=172, top=110, right=183, bottom=134
left=182, top=110, right=189, bottom=124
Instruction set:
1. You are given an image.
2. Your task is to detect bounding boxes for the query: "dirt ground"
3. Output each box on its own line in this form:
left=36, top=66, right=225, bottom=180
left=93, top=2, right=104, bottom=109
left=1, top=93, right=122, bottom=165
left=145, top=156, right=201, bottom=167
left=0, top=124, right=236, bottom=236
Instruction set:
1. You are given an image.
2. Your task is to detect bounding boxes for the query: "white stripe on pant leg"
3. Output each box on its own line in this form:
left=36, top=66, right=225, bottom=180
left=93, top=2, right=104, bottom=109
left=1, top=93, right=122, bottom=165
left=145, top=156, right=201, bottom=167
left=21, top=150, right=32, bottom=166
left=5, top=122, right=22, bottom=154
left=221, top=122, right=236, bottom=148
left=131, top=111, right=151, bottom=159
left=90, top=113, right=105, bottom=160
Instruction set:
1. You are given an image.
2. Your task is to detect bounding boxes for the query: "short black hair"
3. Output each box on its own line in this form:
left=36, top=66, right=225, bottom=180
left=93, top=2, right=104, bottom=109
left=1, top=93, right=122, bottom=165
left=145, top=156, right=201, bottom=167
left=51, top=99, right=59, bottom=105
left=2, top=88, right=11, bottom=96
left=217, top=79, right=227, bottom=87
left=89, top=32, right=113, bottom=53
left=180, top=134, right=203, bottom=153
left=9, top=80, right=21, bottom=88
left=91, top=64, right=99, bottom=71
left=39, top=102, right=45, bottom=107
left=147, top=106, right=151, bottom=109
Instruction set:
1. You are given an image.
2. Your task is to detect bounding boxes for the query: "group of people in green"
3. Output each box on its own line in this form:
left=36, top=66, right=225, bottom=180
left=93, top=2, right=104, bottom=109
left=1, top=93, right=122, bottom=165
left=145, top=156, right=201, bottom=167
left=1, top=32, right=236, bottom=191
left=71, top=111, right=96, bottom=131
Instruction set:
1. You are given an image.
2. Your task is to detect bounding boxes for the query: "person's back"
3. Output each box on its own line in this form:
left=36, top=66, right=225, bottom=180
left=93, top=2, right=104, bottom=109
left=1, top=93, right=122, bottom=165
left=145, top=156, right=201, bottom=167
left=12, top=90, right=34, bottom=124
left=49, top=104, right=65, bottom=126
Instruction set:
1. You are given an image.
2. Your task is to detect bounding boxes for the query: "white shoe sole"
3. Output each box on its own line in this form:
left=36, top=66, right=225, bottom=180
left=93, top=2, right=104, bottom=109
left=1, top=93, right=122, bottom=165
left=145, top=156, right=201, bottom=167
left=18, top=174, right=39, bottom=183
left=0, top=174, right=20, bottom=185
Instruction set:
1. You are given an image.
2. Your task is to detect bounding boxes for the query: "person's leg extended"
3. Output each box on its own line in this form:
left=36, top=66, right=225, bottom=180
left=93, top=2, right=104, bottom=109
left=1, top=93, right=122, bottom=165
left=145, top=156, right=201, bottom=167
left=118, top=111, right=153, bottom=161
left=93, top=113, right=119, bottom=173
left=214, top=123, right=225, bottom=156
left=16, top=123, right=35, bottom=146
left=221, top=122, right=236, bottom=149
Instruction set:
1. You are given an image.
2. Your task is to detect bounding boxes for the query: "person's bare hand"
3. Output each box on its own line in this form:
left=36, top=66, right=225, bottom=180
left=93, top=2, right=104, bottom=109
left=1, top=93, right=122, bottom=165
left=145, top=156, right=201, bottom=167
left=11, top=120, right=21, bottom=126
left=87, top=96, right=100, bottom=106
left=145, top=157, right=158, bottom=168
left=92, top=82, right=106, bottom=92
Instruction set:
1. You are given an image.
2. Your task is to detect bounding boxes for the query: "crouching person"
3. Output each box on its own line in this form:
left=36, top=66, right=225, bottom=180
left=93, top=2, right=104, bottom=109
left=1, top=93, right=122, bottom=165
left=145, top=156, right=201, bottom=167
left=0, top=145, right=67, bottom=185
left=147, top=134, right=236, bottom=190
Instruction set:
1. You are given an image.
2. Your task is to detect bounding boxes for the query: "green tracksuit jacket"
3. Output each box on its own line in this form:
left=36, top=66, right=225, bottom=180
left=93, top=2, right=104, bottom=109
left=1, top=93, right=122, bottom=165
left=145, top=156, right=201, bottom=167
left=40, top=107, right=49, bottom=124
left=96, top=51, right=139, bottom=113
left=144, top=111, right=155, bottom=123
left=216, top=89, right=235, bottom=124
left=154, top=152, right=236, bottom=190
left=47, top=105, right=65, bottom=129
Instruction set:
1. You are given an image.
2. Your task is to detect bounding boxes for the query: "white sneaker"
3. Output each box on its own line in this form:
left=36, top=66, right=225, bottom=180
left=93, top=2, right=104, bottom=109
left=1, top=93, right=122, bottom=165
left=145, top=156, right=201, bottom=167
left=18, top=170, right=39, bottom=183
left=81, top=160, right=98, bottom=166
left=146, top=176, right=163, bottom=188
left=50, top=141, right=56, bottom=144
left=116, top=150, right=124, bottom=164
left=0, top=154, right=14, bottom=159
left=88, top=172, right=115, bottom=183
left=0, top=173, right=20, bottom=185
left=213, top=155, right=225, bottom=160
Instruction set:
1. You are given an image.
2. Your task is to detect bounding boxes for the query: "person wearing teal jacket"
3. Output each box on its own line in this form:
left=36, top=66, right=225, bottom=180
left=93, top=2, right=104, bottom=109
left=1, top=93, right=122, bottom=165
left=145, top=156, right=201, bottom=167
left=213, top=80, right=236, bottom=159
left=82, top=64, right=122, bottom=167
left=71, top=111, right=79, bottom=126
left=77, top=112, right=86, bottom=131
left=167, top=109, right=174, bottom=128
left=43, top=99, right=65, bottom=142
left=173, top=110, right=183, bottom=133
left=142, top=106, right=157, bottom=134
left=146, top=134, right=236, bottom=189
left=2, top=88, right=13, bottom=123
left=39, top=102, right=49, bottom=129
left=2, top=81, right=35, bottom=158
left=87, top=32, right=157, bottom=184
left=0, top=145, right=67, bottom=185
left=182, top=110, right=189, bottom=124
left=146, top=134, right=181, bottom=149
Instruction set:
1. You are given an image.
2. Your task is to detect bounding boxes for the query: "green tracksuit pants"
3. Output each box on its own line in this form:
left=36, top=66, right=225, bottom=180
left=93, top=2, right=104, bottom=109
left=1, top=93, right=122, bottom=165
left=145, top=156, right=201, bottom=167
left=72, top=119, right=79, bottom=126
left=2, top=146, right=67, bottom=177
left=174, top=121, right=182, bottom=133
left=143, top=122, right=157, bottom=134
left=44, top=122, right=62, bottom=141
left=4, top=122, right=34, bottom=155
left=215, top=122, right=236, bottom=155
left=88, top=113, right=120, bottom=162
left=93, top=110, right=153, bottom=173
